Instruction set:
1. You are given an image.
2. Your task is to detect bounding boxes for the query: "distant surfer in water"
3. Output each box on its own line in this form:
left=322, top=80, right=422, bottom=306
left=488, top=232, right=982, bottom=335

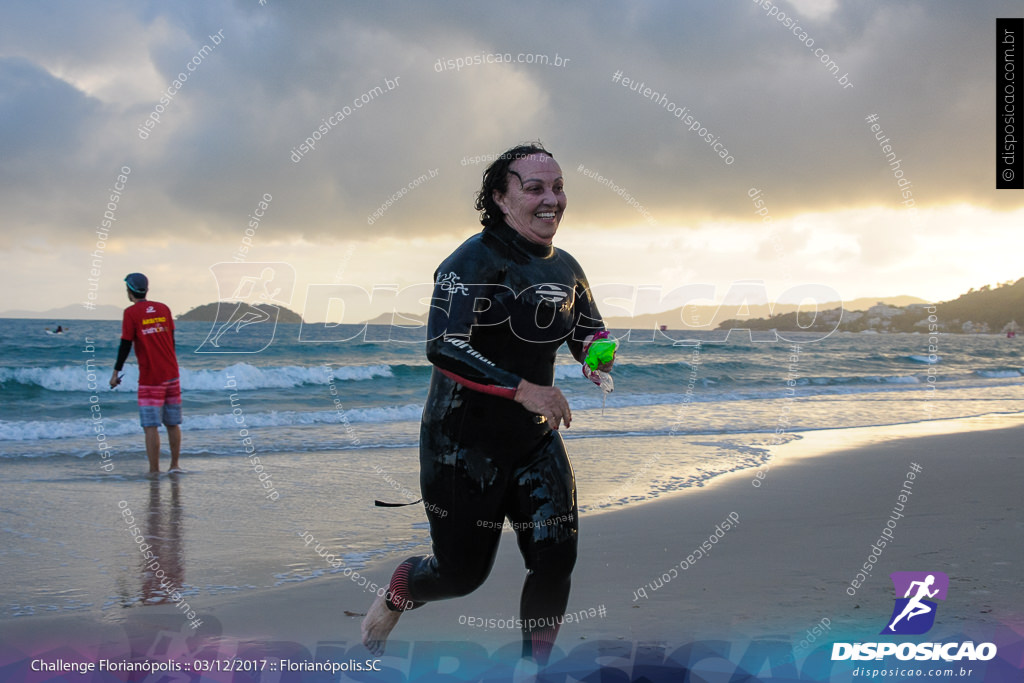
left=361, top=143, right=615, bottom=664
left=109, top=273, right=183, bottom=475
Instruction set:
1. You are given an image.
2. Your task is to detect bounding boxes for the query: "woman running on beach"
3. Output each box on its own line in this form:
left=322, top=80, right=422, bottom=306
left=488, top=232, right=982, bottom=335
left=361, top=143, right=614, bottom=664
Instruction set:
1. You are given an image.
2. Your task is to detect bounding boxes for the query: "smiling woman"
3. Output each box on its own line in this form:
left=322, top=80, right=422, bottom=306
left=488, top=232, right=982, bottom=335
left=478, top=145, right=566, bottom=245
left=360, top=142, right=616, bottom=665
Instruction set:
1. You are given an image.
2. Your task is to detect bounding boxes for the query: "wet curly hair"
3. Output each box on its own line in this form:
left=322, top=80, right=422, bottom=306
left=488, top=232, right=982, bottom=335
left=474, top=142, right=554, bottom=229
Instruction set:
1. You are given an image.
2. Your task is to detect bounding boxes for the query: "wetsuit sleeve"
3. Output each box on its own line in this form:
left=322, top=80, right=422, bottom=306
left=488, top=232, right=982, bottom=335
left=115, top=309, right=134, bottom=372
left=564, top=254, right=607, bottom=363
left=425, top=243, right=522, bottom=399
left=114, top=339, right=132, bottom=371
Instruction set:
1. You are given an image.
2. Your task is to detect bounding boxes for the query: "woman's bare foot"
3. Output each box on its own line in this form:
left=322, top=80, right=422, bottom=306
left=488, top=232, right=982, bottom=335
left=361, top=593, right=402, bottom=656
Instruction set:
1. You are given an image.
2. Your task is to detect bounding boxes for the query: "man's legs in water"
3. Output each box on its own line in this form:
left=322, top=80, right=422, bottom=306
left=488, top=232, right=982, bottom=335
left=144, top=426, right=161, bottom=473
left=166, top=425, right=182, bottom=471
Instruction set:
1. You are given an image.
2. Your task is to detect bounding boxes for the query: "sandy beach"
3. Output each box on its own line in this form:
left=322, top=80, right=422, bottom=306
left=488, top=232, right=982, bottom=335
left=9, top=0, right=1024, bottom=679
left=3, top=414, right=1022, bottom=681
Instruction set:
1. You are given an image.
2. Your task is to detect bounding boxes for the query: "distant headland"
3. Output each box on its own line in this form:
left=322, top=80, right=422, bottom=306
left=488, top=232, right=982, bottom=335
left=177, top=302, right=304, bottom=324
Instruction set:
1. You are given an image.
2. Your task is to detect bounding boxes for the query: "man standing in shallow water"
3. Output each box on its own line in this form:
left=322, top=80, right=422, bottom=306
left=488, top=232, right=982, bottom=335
left=110, top=273, right=183, bottom=474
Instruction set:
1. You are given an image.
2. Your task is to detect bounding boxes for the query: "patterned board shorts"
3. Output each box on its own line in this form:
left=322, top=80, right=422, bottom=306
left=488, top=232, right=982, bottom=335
left=138, top=378, right=182, bottom=427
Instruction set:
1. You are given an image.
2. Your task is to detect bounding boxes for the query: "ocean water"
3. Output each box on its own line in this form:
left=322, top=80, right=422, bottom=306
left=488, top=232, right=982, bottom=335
left=1, top=317, right=1022, bottom=620
left=3, top=318, right=1023, bottom=458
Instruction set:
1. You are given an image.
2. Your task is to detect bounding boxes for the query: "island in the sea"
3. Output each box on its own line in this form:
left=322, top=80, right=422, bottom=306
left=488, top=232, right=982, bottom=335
left=177, top=302, right=305, bottom=324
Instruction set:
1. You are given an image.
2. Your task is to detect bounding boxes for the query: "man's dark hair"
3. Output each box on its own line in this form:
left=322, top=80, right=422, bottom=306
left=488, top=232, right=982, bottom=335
left=474, top=142, right=554, bottom=229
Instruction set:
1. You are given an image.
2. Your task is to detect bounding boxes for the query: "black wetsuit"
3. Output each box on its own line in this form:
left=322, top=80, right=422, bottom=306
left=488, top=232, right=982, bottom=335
left=385, top=221, right=605, bottom=659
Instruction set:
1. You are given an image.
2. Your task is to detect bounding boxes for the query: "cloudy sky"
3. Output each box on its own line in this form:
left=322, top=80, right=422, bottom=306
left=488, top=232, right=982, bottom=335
left=2, top=0, right=1021, bottom=321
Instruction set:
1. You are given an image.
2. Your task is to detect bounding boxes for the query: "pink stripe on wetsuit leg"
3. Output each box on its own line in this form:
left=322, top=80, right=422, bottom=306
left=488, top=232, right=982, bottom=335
left=386, top=559, right=425, bottom=612
left=529, top=624, right=560, bottom=664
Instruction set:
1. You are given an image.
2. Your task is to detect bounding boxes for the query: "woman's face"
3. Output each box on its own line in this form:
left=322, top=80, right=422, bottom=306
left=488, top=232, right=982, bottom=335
left=492, top=154, right=566, bottom=245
